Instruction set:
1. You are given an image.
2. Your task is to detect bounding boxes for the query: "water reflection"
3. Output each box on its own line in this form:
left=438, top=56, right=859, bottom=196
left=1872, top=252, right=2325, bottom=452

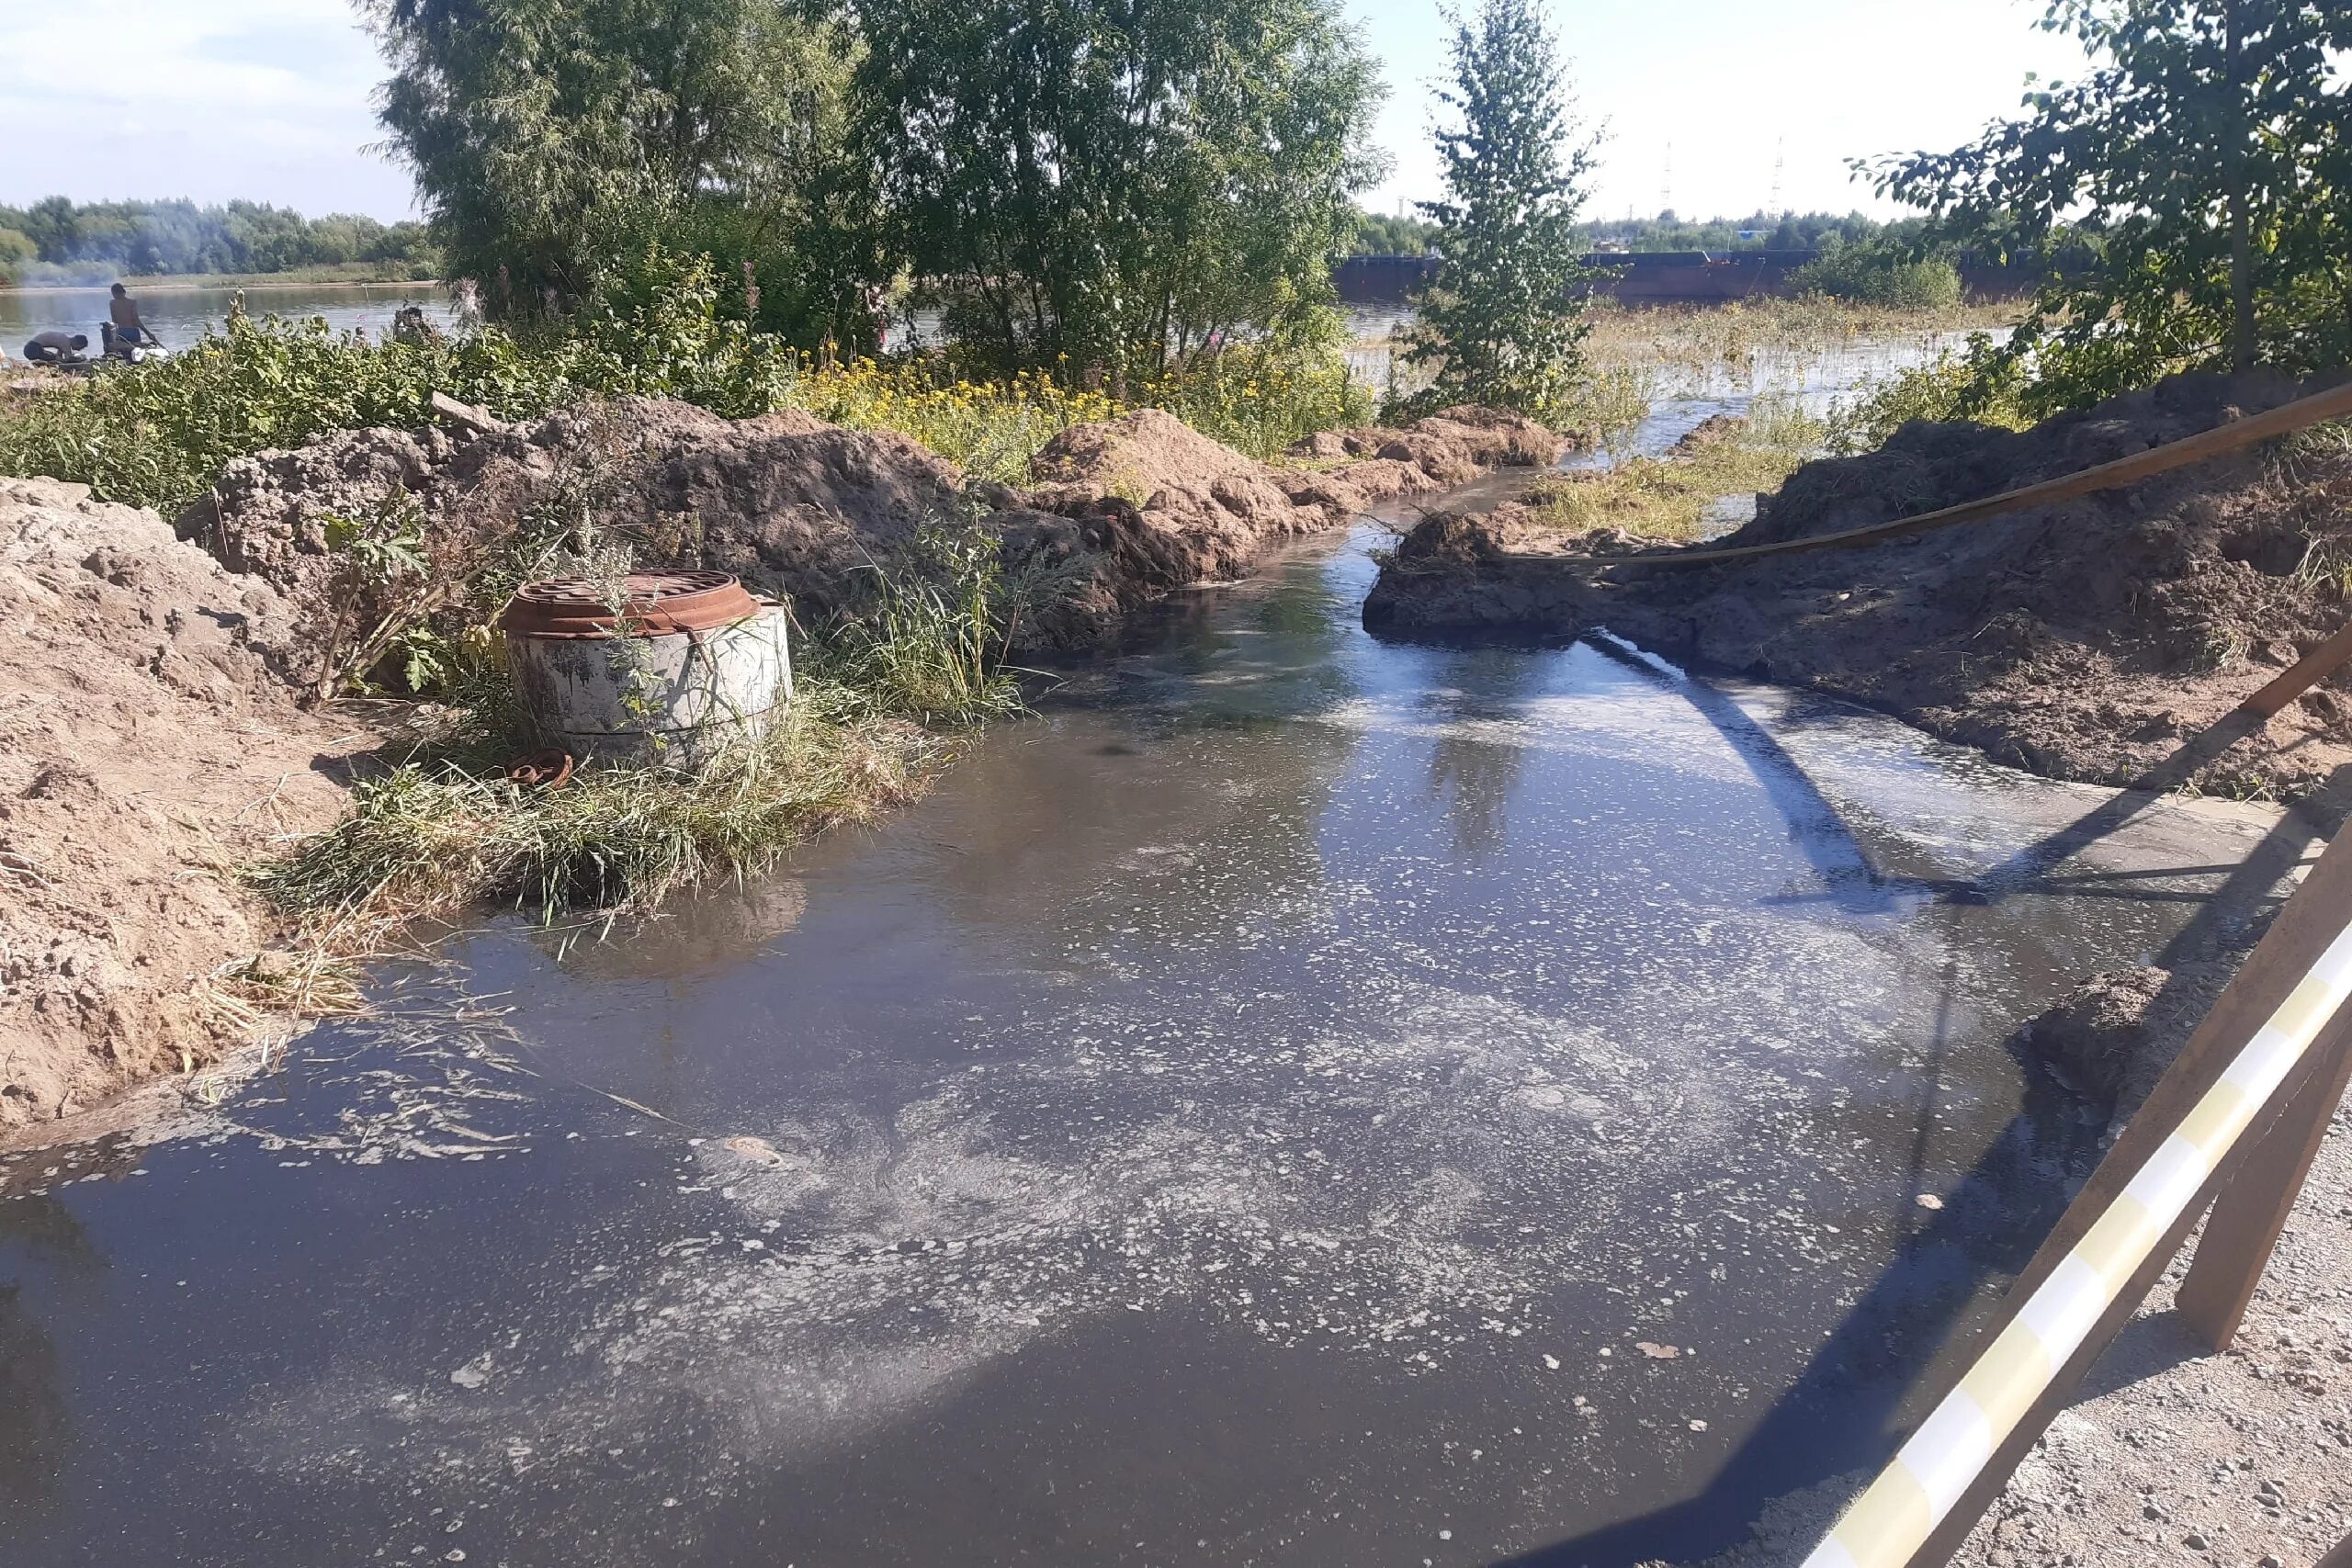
left=0, top=519, right=2290, bottom=1568
left=1418, top=652, right=1548, bottom=860
left=0, top=1169, right=113, bottom=1523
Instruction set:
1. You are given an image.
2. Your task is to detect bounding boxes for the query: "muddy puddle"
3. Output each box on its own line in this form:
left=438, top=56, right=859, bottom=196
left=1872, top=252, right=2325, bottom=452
left=0, top=479, right=2301, bottom=1564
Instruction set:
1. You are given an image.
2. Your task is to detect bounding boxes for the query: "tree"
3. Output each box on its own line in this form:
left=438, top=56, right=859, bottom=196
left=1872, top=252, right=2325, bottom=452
left=0, top=227, right=33, bottom=286
left=364, top=0, right=881, bottom=346
left=854, top=0, right=1382, bottom=377
left=1351, top=206, right=1441, bottom=256
left=1869, top=0, right=2352, bottom=416
left=1399, top=0, right=1600, bottom=427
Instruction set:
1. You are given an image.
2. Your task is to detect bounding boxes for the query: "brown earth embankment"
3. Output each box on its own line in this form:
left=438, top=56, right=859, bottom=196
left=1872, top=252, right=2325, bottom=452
left=1365, top=371, right=2352, bottom=800
left=4, top=400, right=1558, bottom=1130
left=184, top=399, right=1564, bottom=667
left=0, top=477, right=356, bottom=1130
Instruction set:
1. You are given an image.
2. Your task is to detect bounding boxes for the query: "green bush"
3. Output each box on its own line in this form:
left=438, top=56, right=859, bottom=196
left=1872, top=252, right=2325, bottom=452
left=1823, top=338, right=2030, bottom=456
left=0, top=310, right=550, bottom=512
left=0, top=242, right=1369, bottom=519
left=0, top=245, right=790, bottom=513
left=1787, top=243, right=1963, bottom=311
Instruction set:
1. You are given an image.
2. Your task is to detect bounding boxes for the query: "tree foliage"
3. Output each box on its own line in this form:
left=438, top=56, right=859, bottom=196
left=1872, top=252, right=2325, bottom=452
left=1869, top=0, right=2352, bottom=416
left=1351, top=207, right=1440, bottom=255
left=1399, top=0, right=1600, bottom=427
left=0, top=197, right=435, bottom=279
left=365, top=0, right=882, bottom=348
left=1786, top=238, right=1963, bottom=310
left=854, top=0, right=1382, bottom=376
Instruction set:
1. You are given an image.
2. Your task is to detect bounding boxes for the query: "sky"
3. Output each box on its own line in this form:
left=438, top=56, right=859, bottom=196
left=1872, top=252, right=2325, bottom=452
left=0, top=0, right=2084, bottom=225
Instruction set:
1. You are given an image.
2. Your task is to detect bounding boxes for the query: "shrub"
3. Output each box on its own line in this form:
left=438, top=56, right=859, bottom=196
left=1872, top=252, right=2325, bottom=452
left=260, top=511, right=1025, bottom=938
left=0, top=248, right=802, bottom=513
left=1824, top=340, right=2030, bottom=456
left=1787, top=243, right=1963, bottom=311
left=1, top=261, right=1367, bottom=515
left=1135, top=342, right=1373, bottom=460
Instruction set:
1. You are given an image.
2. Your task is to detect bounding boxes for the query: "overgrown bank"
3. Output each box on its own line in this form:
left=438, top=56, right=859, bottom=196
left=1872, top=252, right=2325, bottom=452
left=0, top=378, right=1561, bottom=1131
left=1365, top=371, right=2352, bottom=801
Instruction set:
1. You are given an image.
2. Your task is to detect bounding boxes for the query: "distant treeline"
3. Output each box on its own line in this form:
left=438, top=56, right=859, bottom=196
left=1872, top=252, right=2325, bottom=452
left=0, top=198, right=439, bottom=285
left=1348, top=206, right=1928, bottom=256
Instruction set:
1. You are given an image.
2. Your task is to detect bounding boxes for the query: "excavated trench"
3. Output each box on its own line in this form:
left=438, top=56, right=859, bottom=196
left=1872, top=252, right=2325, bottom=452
left=0, top=362, right=2313, bottom=1568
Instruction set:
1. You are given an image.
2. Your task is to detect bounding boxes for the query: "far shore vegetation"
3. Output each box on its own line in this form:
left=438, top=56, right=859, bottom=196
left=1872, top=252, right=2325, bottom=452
left=1, top=263, right=441, bottom=293
left=0, top=197, right=436, bottom=288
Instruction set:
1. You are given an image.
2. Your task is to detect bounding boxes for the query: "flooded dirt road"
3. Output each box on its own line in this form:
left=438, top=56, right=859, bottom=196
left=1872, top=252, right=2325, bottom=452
left=0, top=512, right=2299, bottom=1566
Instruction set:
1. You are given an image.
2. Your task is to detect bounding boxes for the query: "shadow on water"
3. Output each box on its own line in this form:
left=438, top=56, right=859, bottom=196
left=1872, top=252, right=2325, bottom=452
left=0, top=1190, right=103, bottom=1524
left=1580, top=635, right=1895, bottom=915
left=1495, top=729, right=2339, bottom=1566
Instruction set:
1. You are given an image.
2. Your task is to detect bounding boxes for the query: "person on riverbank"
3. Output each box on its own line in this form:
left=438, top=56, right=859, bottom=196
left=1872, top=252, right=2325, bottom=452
left=108, top=283, right=153, bottom=347
left=22, top=330, right=89, bottom=365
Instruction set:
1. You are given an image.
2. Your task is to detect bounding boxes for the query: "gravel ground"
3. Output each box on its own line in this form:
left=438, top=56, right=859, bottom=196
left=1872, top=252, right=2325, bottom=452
left=1685, top=1093, right=2352, bottom=1568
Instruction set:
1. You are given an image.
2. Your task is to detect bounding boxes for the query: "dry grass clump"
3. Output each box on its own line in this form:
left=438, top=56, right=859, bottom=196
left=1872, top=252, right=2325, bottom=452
left=786, top=341, right=1371, bottom=482
left=254, top=685, right=944, bottom=947
left=254, top=513, right=1027, bottom=970
left=1580, top=296, right=2019, bottom=384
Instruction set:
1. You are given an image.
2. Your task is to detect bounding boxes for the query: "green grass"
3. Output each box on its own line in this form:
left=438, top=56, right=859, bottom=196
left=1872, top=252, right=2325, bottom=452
left=1820, top=345, right=2033, bottom=456
left=256, top=681, right=949, bottom=942
left=1523, top=399, right=1826, bottom=542
left=257, top=507, right=1027, bottom=962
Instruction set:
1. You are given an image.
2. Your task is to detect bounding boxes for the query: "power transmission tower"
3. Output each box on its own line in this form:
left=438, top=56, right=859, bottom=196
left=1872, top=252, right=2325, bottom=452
left=1769, top=138, right=1786, bottom=218
left=1661, top=142, right=1674, bottom=217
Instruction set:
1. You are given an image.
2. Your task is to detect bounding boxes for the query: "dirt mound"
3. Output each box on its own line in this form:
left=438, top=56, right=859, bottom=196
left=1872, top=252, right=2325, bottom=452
left=0, top=478, right=352, bottom=1130
left=189, top=398, right=980, bottom=671
left=2021, top=959, right=2237, bottom=1119
left=1366, top=371, right=2352, bottom=797
left=1011, top=405, right=1566, bottom=640
left=190, top=398, right=1566, bottom=658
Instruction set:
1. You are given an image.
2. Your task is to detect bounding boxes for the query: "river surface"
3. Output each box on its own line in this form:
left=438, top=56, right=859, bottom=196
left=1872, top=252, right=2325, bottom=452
left=1, top=281, right=459, bottom=352
left=0, top=480, right=2298, bottom=1565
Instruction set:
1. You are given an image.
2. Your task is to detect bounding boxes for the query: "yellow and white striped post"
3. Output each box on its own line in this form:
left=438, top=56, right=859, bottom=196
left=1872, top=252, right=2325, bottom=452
left=1806, top=918, right=2352, bottom=1568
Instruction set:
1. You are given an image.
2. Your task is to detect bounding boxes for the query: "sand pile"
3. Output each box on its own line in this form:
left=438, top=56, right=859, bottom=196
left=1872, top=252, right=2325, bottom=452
left=1366, top=371, right=2352, bottom=797
left=186, top=398, right=1566, bottom=657
left=0, top=478, right=351, bottom=1129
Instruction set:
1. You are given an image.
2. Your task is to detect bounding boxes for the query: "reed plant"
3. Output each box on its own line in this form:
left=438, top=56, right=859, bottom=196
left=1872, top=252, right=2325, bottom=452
left=256, top=503, right=1025, bottom=946
left=255, top=682, right=944, bottom=940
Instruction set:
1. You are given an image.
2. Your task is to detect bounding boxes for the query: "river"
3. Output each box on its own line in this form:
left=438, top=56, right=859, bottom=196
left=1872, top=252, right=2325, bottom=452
left=0, top=391, right=2295, bottom=1566
left=1, top=281, right=458, bottom=353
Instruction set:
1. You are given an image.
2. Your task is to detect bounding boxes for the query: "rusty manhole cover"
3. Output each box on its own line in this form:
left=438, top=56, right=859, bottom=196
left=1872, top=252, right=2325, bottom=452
left=500, top=570, right=759, bottom=637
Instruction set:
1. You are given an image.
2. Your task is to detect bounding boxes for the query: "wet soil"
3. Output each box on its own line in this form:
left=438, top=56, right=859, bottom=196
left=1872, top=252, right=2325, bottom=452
left=0, top=517, right=2305, bottom=1567
left=1364, top=372, right=2352, bottom=801
left=3, top=399, right=1558, bottom=1130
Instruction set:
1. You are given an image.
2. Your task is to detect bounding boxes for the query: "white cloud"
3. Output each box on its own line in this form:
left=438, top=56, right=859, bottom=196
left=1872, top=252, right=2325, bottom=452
left=0, top=0, right=413, bottom=217
left=1349, top=0, right=2084, bottom=221
left=2, top=0, right=2086, bottom=225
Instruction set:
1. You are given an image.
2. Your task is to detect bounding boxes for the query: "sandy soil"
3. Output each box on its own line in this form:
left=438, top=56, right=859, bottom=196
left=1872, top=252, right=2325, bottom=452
left=0, top=477, right=356, bottom=1131
left=1366, top=372, right=2352, bottom=801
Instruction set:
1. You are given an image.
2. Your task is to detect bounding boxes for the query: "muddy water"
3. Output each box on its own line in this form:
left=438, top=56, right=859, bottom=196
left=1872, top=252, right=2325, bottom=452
left=0, top=509, right=2295, bottom=1564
